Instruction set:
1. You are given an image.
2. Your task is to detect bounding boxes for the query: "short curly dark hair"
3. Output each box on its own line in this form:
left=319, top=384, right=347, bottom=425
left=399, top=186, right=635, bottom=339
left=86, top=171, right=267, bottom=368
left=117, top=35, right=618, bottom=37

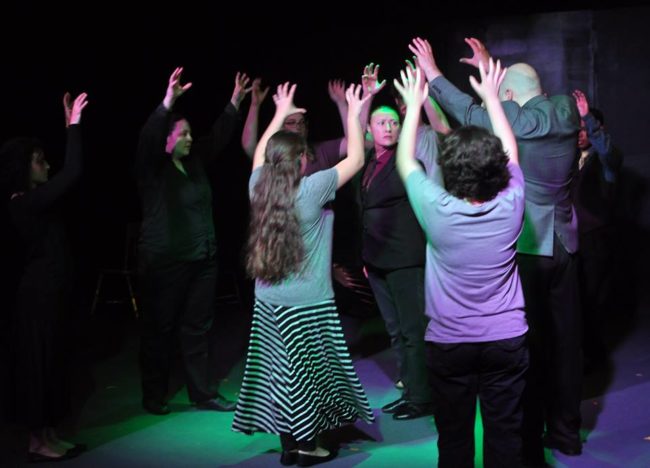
left=0, top=137, right=43, bottom=198
left=437, top=126, right=511, bottom=202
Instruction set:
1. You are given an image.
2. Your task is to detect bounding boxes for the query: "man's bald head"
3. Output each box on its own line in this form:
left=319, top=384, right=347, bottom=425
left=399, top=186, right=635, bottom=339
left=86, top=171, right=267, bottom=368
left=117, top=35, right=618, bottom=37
left=499, top=63, right=542, bottom=105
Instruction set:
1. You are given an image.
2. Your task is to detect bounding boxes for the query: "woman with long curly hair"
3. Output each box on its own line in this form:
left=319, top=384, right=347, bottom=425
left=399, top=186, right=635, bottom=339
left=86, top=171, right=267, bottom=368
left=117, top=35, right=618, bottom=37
left=232, top=82, right=374, bottom=466
left=0, top=92, right=88, bottom=462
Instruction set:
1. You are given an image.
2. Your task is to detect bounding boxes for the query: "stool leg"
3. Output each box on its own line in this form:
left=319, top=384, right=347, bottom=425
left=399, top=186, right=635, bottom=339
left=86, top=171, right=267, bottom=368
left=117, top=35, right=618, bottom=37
left=125, top=274, right=138, bottom=318
left=91, top=273, right=104, bottom=315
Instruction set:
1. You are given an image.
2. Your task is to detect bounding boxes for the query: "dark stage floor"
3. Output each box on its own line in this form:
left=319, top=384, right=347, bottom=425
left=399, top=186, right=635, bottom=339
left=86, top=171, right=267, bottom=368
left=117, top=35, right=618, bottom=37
left=3, top=256, right=650, bottom=467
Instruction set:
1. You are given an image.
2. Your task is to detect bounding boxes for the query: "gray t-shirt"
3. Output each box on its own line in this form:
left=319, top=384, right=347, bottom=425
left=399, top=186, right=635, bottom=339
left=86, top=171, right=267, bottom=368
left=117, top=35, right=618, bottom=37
left=415, top=125, right=439, bottom=176
left=405, top=161, right=528, bottom=343
left=249, top=167, right=339, bottom=306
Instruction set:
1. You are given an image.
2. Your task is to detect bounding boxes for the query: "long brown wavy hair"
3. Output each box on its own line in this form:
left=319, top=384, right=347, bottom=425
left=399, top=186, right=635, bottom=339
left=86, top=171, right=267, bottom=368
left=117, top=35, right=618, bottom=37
left=246, top=130, right=307, bottom=283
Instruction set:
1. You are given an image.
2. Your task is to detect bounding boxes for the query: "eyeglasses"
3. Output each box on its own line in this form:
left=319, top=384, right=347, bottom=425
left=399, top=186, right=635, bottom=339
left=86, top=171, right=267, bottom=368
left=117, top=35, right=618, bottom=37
left=284, top=118, right=308, bottom=127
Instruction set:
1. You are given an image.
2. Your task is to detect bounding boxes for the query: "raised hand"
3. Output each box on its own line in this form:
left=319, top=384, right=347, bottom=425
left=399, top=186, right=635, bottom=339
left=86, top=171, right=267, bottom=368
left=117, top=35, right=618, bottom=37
left=405, top=57, right=417, bottom=73
left=231, top=71, right=253, bottom=108
left=345, top=83, right=372, bottom=117
left=251, top=78, right=270, bottom=107
left=572, top=89, right=589, bottom=117
left=272, top=82, right=306, bottom=118
left=163, top=67, right=192, bottom=110
left=469, top=58, right=517, bottom=163
left=459, top=37, right=491, bottom=69
left=393, top=66, right=429, bottom=108
left=361, top=63, right=386, bottom=97
left=469, top=58, right=507, bottom=103
left=328, top=79, right=347, bottom=105
left=408, top=37, right=441, bottom=81
left=63, top=92, right=73, bottom=128
left=68, top=92, right=89, bottom=125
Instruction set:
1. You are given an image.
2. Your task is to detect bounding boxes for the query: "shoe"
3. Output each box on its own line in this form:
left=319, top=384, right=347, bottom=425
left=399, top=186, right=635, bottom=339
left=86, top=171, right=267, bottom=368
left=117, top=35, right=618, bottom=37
left=194, top=395, right=236, bottom=411
left=297, top=449, right=337, bottom=466
left=280, top=449, right=298, bottom=466
left=28, top=448, right=81, bottom=463
left=142, top=399, right=170, bottom=415
left=392, top=402, right=435, bottom=420
left=381, top=397, right=406, bottom=414
left=65, top=443, right=87, bottom=457
left=543, top=434, right=582, bottom=456
left=395, top=380, right=405, bottom=390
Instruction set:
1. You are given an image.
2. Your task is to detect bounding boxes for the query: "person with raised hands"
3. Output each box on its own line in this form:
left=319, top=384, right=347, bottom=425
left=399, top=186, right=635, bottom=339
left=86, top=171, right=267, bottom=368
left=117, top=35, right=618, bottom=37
left=571, top=89, right=623, bottom=373
left=411, top=36, right=584, bottom=463
left=0, top=92, right=89, bottom=462
left=395, top=61, right=528, bottom=468
left=357, top=59, right=436, bottom=420
left=240, top=77, right=353, bottom=175
left=232, top=82, right=374, bottom=467
left=135, top=67, right=249, bottom=416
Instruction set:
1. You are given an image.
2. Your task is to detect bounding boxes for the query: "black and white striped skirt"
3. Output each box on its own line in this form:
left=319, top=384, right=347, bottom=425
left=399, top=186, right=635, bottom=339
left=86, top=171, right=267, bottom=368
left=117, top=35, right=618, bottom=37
left=232, top=298, right=374, bottom=442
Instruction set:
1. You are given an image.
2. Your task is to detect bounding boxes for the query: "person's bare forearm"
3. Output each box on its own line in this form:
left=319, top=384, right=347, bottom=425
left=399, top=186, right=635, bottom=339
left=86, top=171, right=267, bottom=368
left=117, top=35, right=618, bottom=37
left=241, top=103, right=260, bottom=158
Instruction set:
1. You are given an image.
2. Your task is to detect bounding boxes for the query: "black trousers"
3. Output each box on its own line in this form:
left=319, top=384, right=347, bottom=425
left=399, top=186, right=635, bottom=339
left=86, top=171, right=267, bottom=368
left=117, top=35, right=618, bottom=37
left=578, top=226, right=616, bottom=362
left=517, top=236, right=583, bottom=461
left=426, top=335, right=529, bottom=468
left=139, top=256, right=217, bottom=403
left=366, top=266, right=431, bottom=404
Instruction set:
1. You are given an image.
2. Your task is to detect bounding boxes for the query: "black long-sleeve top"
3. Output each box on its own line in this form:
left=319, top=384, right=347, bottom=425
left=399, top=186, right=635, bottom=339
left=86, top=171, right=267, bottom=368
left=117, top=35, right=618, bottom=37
left=572, top=112, right=623, bottom=234
left=135, top=103, right=239, bottom=267
left=9, top=125, right=82, bottom=294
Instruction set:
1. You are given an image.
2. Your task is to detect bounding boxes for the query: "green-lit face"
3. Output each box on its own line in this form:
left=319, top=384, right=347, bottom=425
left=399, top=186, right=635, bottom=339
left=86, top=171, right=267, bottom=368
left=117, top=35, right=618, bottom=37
left=30, top=150, right=49, bottom=186
left=370, top=107, right=400, bottom=148
left=166, top=119, right=193, bottom=158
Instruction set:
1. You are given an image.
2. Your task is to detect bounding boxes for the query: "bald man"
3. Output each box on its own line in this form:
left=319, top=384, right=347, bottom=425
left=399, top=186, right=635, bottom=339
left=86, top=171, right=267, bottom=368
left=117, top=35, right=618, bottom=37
left=411, top=37, right=582, bottom=465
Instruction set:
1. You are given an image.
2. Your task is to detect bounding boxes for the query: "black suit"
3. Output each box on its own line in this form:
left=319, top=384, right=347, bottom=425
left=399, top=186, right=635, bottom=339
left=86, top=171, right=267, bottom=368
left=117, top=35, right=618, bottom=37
left=361, top=150, right=427, bottom=270
left=361, top=148, right=431, bottom=405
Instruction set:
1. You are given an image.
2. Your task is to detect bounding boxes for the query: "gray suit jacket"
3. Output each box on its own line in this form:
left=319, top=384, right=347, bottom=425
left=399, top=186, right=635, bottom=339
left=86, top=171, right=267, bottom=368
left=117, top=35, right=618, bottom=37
left=429, top=76, right=580, bottom=256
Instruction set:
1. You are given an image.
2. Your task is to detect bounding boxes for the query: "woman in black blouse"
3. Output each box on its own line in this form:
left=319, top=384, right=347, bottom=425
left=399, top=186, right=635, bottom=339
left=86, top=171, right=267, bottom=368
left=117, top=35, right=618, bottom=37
left=135, top=68, right=249, bottom=415
left=0, top=92, right=88, bottom=462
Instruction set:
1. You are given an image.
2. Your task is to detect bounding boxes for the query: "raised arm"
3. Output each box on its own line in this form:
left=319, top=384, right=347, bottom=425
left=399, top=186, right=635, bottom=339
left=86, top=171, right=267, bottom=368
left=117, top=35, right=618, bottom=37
left=469, top=59, right=518, bottom=164
left=194, top=72, right=249, bottom=164
left=21, top=93, right=88, bottom=211
left=163, top=66, right=192, bottom=111
left=359, top=63, right=387, bottom=148
left=423, top=97, right=451, bottom=134
left=230, top=71, right=252, bottom=111
left=409, top=37, right=486, bottom=126
left=136, top=67, right=191, bottom=175
left=63, top=92, right=73, bottom=128
left=459, top=37, right=492, bottom=69
left=410, top=37, right=548, bottom=138
left=241, top=78, right=270, bottom=158
left=406, top=57, right=451, bottom=134
left=361, top=63, right=386, bottom=133
left=394, top=67, right=429, bottom=181
left=573, top=89, right=622, bottom=179
left=252, top=82, right=306, bottom=171
left=326, top=78, right=353, bottom=157
left=335, top=84, right=370, bottom=188
left=328, top=79, right=348, bottom=136
left=574, top=89, right=611, bottom=157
